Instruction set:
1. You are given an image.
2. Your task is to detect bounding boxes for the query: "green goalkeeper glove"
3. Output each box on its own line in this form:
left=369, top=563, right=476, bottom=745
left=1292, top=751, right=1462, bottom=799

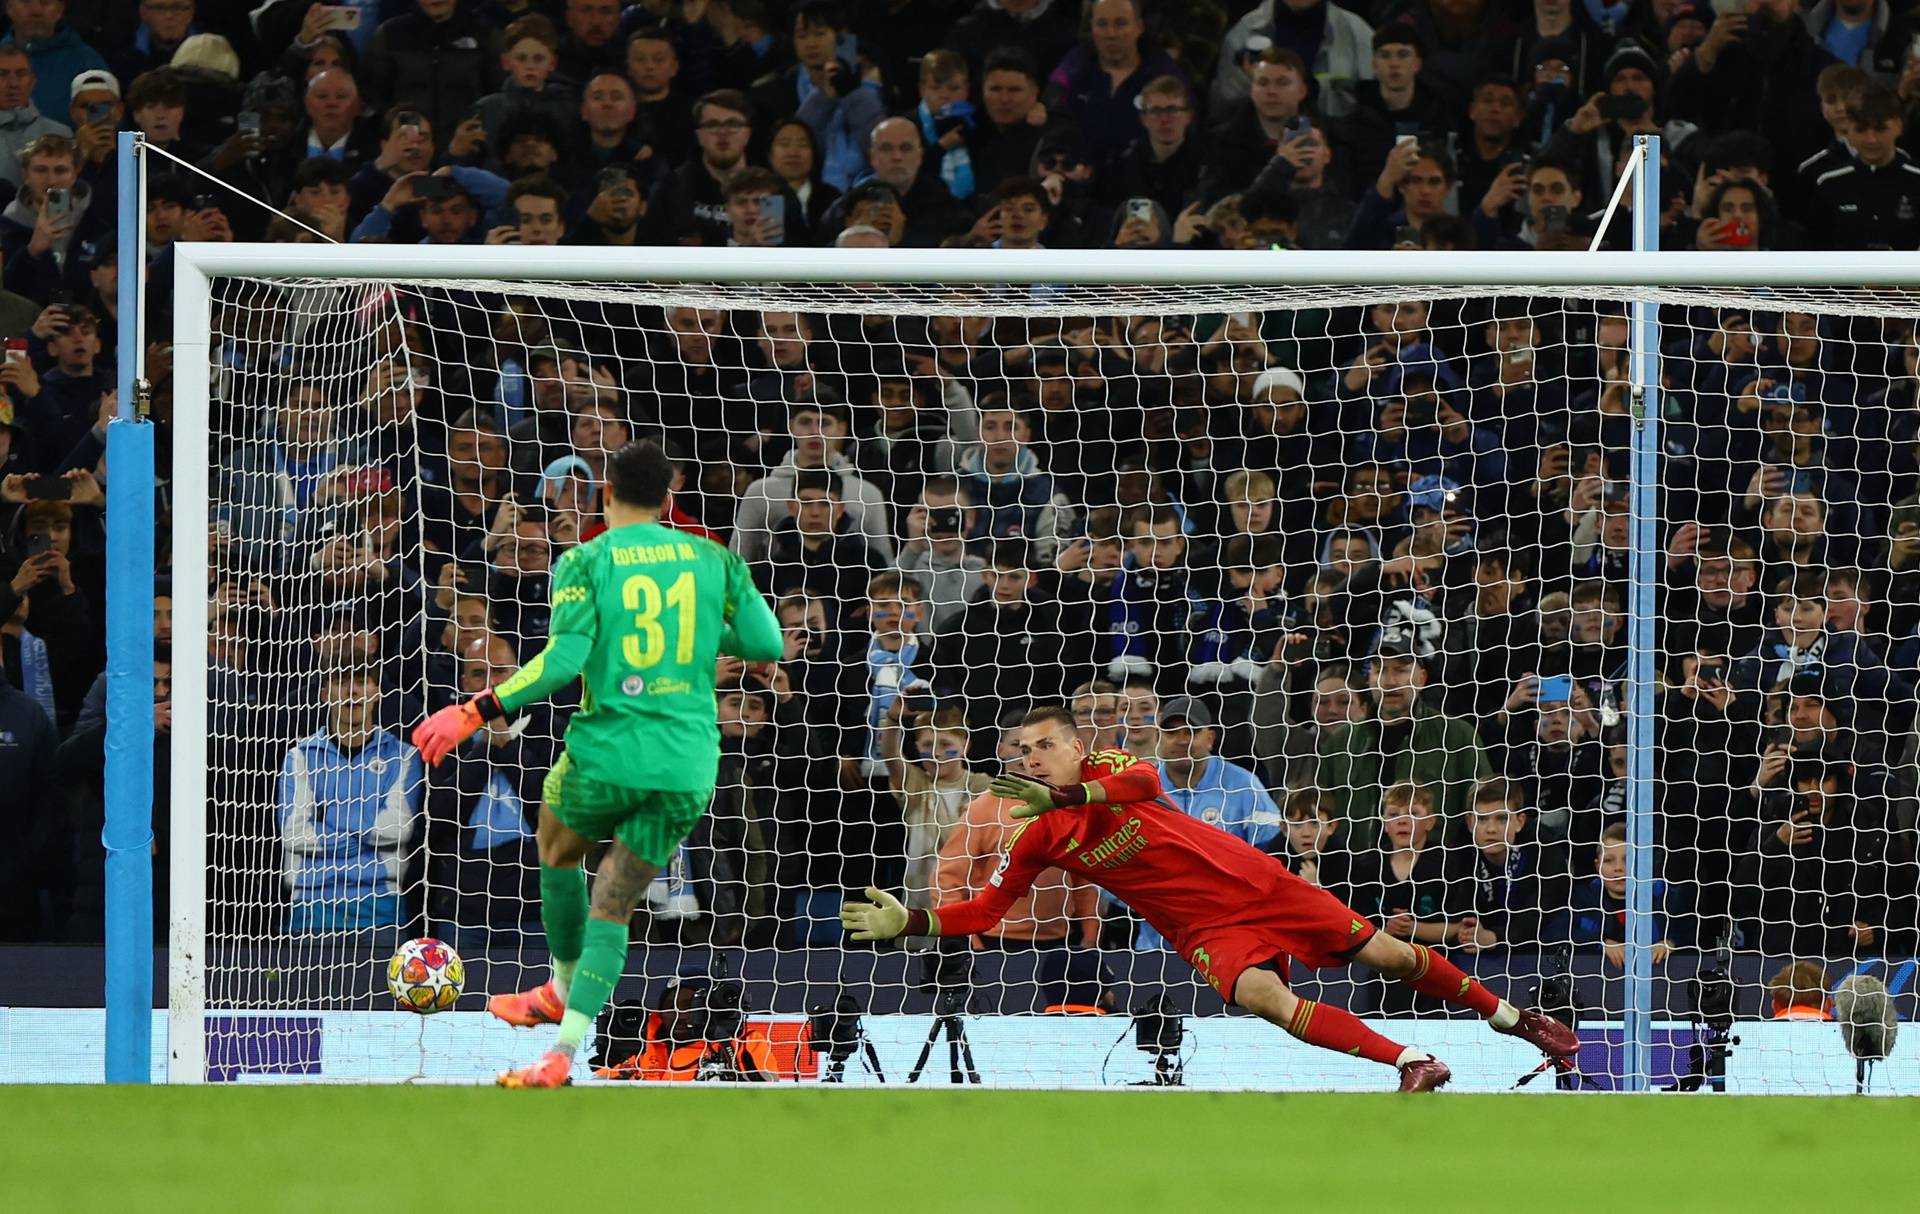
left=988, top=774, right=1076, bottom=820
left=839, top=887, right=910, bottom=941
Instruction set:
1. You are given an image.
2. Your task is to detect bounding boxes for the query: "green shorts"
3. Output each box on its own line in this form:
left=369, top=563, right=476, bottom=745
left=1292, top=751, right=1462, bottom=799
left=542, top=752, right=711, bottom=868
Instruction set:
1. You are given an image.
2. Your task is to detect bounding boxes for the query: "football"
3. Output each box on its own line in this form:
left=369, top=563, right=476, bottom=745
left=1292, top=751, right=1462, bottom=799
left=386, top=937, right=464, bottom=1014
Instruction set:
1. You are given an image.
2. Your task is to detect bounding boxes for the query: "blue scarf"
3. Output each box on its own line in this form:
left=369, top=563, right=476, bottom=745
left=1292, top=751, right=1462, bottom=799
left=865, top=635, right=924, bottom=758
left=468, top=769, right=535, bottom=851
left=918, top=100, right=976, bottom=200
left=17, top=627, right=51, bottom=723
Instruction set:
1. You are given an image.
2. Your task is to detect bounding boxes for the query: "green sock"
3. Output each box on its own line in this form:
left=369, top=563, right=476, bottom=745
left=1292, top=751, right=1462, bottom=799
left=540, top=864, right=587, bottom=996
left=554, top=917, right=628, bottom=1057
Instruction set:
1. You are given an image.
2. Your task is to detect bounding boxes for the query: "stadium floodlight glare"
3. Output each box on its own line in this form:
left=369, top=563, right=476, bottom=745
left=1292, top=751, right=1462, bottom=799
left=163, top=163, right=1920, bottom=1087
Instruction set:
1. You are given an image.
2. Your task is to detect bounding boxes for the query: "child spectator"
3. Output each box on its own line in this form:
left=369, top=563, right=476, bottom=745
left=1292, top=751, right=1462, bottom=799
left=860, top=569, right=933, bottom=776
left=1267, top=788, right=1360, bottom=906
left=877, top=703, right=990, bottom=910
left=472, top=15, right=577, bottom=145
left=1554, top=822, right=1688, bottom=968
left=1460, top=777, right=1558, bottom=954
left=276, top=658, right=420, bottom=939
left=1346, top=780, right=1473, bottom=951
left=916, top=48, right=976, bottom=202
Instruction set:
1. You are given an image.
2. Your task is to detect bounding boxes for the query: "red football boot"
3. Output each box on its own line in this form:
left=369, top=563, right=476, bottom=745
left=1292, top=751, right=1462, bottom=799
left=1497, top=1009, right=1581, bottom=1060
left=1397, top=1056, right=1452, bottom=1093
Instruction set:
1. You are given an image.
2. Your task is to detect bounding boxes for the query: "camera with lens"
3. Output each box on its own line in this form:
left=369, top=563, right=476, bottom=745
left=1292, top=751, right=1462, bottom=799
left=1131, top=994, right=1186, bottom=1086
left=1692, top=948, right=1736, bottom=1036
left=1532, top=945, right=1579, bottom=1032
left=807, top=992, right=865, bottom=1064
left=917, top=937, right=975, bottom=1014
left=590, top=1000, right=652, bottom=1071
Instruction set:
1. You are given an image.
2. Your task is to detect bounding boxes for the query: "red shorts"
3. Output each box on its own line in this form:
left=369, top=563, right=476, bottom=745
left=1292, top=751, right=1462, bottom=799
left=1176, top=878, right=1376, bottom=1005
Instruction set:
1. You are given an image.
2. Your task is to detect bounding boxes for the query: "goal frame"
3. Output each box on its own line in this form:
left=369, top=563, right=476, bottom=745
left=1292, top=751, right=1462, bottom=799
left=164, top=153, right=1920, bottom=1086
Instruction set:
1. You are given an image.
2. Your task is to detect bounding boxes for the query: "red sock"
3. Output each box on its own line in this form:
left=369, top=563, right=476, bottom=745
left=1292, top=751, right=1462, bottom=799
left=1401, top=944, right=1500, bottom=1017
left=1284, top=998, right=1406, bottom=1067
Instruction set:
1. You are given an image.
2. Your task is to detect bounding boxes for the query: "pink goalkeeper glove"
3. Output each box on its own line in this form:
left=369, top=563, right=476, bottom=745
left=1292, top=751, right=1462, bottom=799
left=412, top=691, right=501, bottom=766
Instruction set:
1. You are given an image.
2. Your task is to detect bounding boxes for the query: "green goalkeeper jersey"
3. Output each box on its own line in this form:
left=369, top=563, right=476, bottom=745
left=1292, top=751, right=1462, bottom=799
left=492, top=520, right=783, bottom=791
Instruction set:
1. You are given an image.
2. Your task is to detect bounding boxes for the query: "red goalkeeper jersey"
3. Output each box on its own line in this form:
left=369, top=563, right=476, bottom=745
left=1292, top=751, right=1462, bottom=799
left=934, top=749, right=1308, bottom=956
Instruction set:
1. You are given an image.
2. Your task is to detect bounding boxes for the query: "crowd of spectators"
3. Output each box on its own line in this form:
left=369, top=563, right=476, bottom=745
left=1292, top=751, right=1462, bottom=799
left=2, top=1, right=1920, bottom=1003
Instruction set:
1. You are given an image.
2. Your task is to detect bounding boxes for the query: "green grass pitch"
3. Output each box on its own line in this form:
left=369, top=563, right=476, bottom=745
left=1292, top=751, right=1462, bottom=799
left=1, top=1087, right=1904, bottom=1212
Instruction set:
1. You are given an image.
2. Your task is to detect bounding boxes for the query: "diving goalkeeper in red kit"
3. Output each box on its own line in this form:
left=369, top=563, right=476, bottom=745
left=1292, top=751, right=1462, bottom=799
left=841, top=706, right=1577, bottom=1091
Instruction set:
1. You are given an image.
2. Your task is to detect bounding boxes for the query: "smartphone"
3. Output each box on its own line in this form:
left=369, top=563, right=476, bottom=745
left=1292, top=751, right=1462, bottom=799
left=1718, top=219, right=1755, bottom=248
left=1710, top=0, right=1745, bottom=14
left=1695, top=659, right=1726, bottom=683
left=396, top=110, right=425, bottom=138
left=1392, top=223, right=1423, bottom=248
left=323, top=5, right=363, bottom=31
left=1539, top=204, right=1570, bottom=234
left=902, top=685, right=937, bottom=717
left=25, top=477, right=72, bottom=501
left=44, top=187, right=71, bottom=220
left=1596, top=94, right=1648, bottom=121
left=4, top=338, right=26, bottom=364
left=411, top=174, right=452, bottom=200
left=596, top=166, right=632, bottom=194
left=192, top=193, right=217, bottom=211
left=1283, top=115, right=1312, bottom=141
left=1126, top=197, right=1155, bottom=223
left=1538, top=674, right=1575, bottom=704
left=237, top=110, right=261, bottom=137
left=758, top=192, right=785, bottom=236
left=85, top=100, right=114, bottom=126
left=24, top=532, right=52, bottom=555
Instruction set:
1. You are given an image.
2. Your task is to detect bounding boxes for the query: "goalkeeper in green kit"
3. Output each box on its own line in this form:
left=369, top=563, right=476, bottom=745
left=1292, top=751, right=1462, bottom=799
left=412, top=440, right=783, bottom=1088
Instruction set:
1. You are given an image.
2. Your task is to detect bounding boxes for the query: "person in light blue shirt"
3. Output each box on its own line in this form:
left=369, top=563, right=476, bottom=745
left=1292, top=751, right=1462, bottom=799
left=1136, top=696, right=1283, bottom=950
left=1808, top=0, right=1883, bottom=68
left=278, top=660, right=421, bottom=938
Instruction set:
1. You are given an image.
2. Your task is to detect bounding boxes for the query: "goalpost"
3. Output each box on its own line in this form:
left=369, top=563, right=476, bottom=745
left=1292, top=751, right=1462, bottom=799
left=157, top=155, right=1920, bottom=1090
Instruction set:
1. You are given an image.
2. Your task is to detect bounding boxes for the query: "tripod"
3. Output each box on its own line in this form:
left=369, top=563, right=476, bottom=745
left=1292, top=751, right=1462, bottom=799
left=1137, top=1050, right=1184, bottom=1087
left=907, top=988, right=981, bottom=1084
left=822, top=1034, right=887, bottom=1083
left=1672, top=1022, right=1737, bottom=1092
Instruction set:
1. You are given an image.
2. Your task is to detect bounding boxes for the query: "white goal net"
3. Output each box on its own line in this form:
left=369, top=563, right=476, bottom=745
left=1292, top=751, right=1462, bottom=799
left=173, top=252, right=1920, bottom=1091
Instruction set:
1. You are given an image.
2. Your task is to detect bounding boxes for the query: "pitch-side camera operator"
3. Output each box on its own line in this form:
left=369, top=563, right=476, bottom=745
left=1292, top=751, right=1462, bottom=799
left=593, top=977, right=776, bottom=1081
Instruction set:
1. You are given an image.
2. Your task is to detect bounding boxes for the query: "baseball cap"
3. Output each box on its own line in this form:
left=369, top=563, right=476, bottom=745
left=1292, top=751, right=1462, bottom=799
left=1375, top=633, right=1421, bottom=660
left=71, top=70, right=121, bottom=102
left=1158, top=696, right=1215, bottom=729
left=1407, top=474, right=1462, bottom=516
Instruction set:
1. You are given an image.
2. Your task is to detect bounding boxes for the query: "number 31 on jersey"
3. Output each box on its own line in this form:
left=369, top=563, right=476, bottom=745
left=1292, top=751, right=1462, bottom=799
left=621, top=571, right=695, bottom=669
